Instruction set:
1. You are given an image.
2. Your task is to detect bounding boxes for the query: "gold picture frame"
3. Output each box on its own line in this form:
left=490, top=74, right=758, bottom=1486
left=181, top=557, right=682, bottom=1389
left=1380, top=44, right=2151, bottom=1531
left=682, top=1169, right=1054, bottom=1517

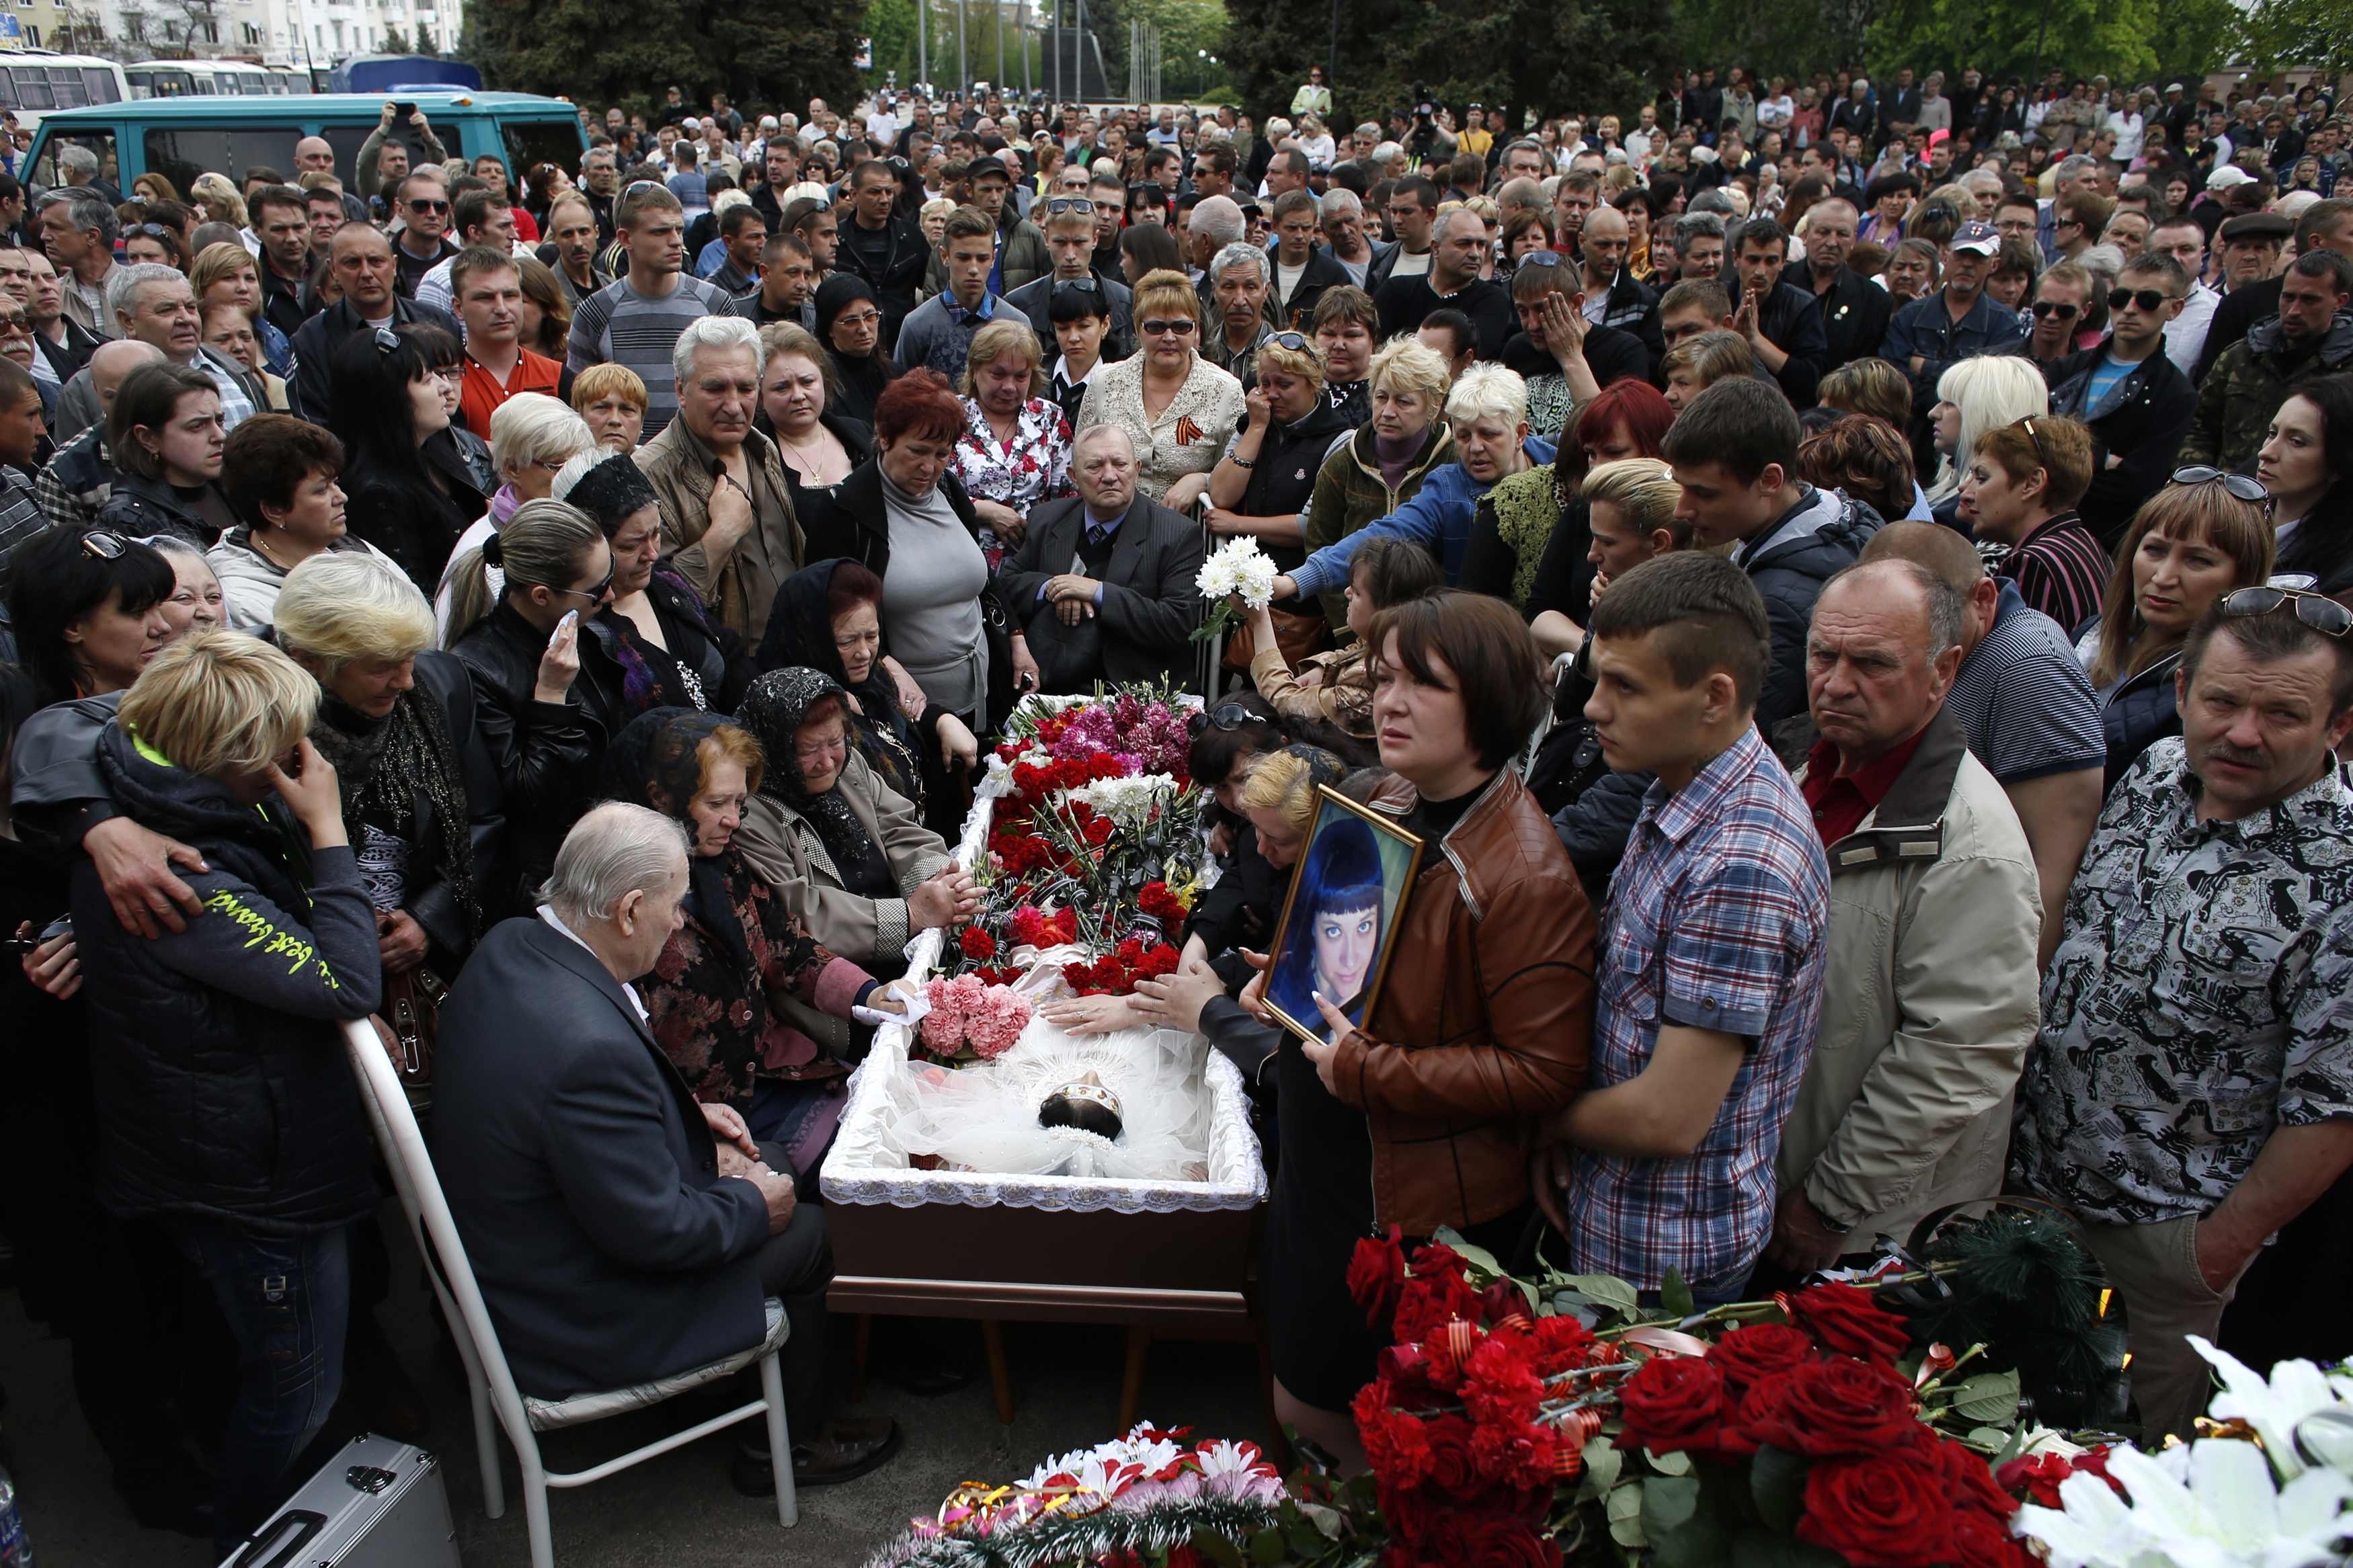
left=1260, top=786, right=1425, bottom=1046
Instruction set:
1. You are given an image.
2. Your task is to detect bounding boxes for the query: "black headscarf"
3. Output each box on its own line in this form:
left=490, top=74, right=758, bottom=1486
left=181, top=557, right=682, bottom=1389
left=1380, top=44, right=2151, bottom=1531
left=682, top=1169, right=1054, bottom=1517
left=814, top=274, right=898, bottom=424
left=736, top=667, right=893, bottom=896
left=602, top=707, right=753, bottom=975
left=758, top=559, right=925, bottom=810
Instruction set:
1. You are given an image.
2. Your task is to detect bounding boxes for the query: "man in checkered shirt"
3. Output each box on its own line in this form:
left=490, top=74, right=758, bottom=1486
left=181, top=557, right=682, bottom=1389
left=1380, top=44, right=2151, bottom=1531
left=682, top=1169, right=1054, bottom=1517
left=1530, top=552, right=1830, bottom=1298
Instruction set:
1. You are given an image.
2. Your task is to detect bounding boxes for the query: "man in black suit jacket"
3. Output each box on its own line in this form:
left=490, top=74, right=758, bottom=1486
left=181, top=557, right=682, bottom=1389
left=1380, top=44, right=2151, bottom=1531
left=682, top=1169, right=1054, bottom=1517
left=1780, top=198, right=1893, bottom=378
left=997, top=424, right=1205, bottom=692
left=430, top=803, right=898, bottom=1488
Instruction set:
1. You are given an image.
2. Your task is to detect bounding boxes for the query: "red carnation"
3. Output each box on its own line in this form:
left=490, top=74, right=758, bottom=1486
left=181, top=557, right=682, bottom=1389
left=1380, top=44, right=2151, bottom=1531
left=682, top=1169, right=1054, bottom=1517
left=1084, top=817, right=1114, bottom=845
left=1469, top=1421, right=1560, bottom=1491
left=1527, top=1313, right=1599, bottom=1372
left=958, top=926, right=998, bottom=961
left=1614, top=1356, right=1728, bottom=1455
left=1135, top=943, right=1181, bottom=979
left=1741, top=1356, right=1923, bottom=1459
left=1348, top=1226, right=1408, bottom=1328
left=1353, top=1389, right=1435, bottom=1489
left=1461, top=1337, right=1545, bottom=1429
left=1707, top=1323, right=1816, bottom=1393
left=1794, top=1452, right=1955, bottom=1567
left=1785, top=1282, right=1912, bottom=1364
left=1139, top=880, right=1186, bottom=923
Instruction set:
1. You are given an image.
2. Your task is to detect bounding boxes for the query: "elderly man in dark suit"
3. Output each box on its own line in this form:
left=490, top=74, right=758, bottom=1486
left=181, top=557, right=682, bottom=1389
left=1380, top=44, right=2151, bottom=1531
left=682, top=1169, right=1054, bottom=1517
left=430, top=802, right=898, bottom=1493
left=996, top=423, right=1206, bottom=692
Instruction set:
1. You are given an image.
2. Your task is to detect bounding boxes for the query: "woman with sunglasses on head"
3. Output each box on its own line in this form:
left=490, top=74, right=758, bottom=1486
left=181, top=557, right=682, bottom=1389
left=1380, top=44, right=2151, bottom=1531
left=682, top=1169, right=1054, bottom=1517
left=444, top=498, right=623, bottom=905
left=327, top=323, right=486, bottom=596
left=3, top=526, right=180, bottom=706
left=96, top=361, right=235, bottom=546
left=2259, top=376, right=2353, bottom=595
left=1078, top=267, right=1245, bottom=511
left=2078, top=470, right=2278, bottom=794
left=120, top=221, right=187, bottom=272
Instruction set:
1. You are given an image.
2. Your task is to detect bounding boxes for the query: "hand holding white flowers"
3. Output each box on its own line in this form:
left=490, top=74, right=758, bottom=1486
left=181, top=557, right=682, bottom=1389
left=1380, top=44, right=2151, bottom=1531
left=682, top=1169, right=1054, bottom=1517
left=1193, top=534, right=1277, bottom=641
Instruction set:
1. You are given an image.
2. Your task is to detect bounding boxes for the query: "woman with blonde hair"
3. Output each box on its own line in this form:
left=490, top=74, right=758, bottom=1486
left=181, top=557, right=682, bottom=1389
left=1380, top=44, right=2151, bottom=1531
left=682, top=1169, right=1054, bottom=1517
left=1076, top=267, right=1245, bottom=508
left=570, top=363, right=648, bottom=452
left=1300, top=337, right=1455, bottom=629
left=1925, top=354, right=2048, bottom=515
left=434, top=393, right=598, bottom=632
left=950, top=315, right=1072, bottom=565
left=191, top=240, right=295, bottom=378
left=188, top=171, right=248, bottom=231
left=918, top=196, right=957, bottom=251
left=71, top=628, right=384, bottom=1558
left=758, top=320, right=868, bottom=547
left=1247, top=532, right=1443, bottom=737
left=2078, top=472, right=2277, bottom=791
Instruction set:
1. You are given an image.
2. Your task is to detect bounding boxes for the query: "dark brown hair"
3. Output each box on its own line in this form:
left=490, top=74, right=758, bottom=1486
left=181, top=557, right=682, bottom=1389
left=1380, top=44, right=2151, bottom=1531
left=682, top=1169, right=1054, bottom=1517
left=1365, top=589, right=1546, bottom=768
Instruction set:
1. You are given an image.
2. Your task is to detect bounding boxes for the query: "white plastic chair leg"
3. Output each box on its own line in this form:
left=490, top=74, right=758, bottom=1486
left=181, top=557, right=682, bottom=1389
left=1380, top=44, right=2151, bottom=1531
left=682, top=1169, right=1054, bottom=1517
left=760, top=1351, right=797, bottom=1527
left=469, top=1374, right=504, bottom=1519
left=518, top=1441, right=555, bottom=1568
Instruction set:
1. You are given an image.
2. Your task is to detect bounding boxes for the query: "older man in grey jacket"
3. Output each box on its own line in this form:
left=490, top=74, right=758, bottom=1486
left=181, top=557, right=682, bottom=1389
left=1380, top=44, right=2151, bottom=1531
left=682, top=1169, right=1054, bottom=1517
left=1768, top=560, right=2042, bottom=1271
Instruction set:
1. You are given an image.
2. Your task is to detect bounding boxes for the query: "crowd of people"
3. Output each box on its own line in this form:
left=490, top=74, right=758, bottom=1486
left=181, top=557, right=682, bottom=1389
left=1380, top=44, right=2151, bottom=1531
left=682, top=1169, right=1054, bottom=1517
left=2, top=54, right=2351, bottom=1557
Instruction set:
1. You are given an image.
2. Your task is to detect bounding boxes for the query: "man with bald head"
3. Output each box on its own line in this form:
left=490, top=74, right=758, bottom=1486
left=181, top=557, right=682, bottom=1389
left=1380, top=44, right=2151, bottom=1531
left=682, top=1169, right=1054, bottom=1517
left=1576, top=204, right=1665, bottom=373
left=32, top=338, right=163, bottom=528
left=1783, top=198, right=1890, bottom=376
left=1375, top=206, right=1515, bottom=359
left=994, top=423, right=1205, bottom=692
left=1858, top=521, right=2104, bottom=968
left=1766, top=559, right=2042, bottom=1276
left=295, top=134, right=369, bottom=223
left=288, top=221, right=461, bottom=421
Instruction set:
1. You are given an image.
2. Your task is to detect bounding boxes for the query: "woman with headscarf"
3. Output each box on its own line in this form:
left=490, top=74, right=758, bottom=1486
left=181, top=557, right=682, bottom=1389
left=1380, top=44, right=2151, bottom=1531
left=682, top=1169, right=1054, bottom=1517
left=815, top=274, right=900, bottom=427
left=756, top=558, right=979, bottom=825
left=731, top=669, right=978, bottom=1057
left=604, top=706, right=912, bottom=1176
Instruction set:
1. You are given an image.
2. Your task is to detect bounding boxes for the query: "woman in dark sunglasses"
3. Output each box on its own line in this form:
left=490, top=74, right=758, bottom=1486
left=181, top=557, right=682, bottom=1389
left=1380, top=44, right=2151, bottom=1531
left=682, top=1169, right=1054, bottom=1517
left=2079, top=472, right=2278, bottom=792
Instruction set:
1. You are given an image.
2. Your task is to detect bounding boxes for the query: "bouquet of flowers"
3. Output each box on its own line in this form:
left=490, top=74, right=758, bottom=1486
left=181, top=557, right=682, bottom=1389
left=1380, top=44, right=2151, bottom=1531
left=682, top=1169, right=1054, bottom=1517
left=912, top=974, right=1032, bottom=1066
left=1193, top=534, right=1277, bottom=643
left=941, top=684, right=1207, bottom=997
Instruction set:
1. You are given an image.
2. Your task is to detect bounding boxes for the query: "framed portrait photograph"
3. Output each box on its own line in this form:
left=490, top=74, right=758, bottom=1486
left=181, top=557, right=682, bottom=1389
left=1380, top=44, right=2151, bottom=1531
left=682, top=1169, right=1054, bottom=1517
left=1261, top=787, right=1425, bottom=1046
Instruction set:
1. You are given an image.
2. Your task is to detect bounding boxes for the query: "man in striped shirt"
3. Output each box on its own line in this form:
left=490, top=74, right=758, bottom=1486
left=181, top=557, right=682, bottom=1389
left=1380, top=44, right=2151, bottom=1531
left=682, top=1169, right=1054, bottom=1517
left=565, top=183, right=738, bottom=440
left=1957, top=412, right=2110, bottom=642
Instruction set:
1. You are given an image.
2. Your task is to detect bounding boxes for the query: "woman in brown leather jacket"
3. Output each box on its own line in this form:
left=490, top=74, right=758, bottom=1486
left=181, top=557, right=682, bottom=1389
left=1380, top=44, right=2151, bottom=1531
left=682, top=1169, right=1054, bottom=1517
left=1235, top=589, right=1597, bottom=1466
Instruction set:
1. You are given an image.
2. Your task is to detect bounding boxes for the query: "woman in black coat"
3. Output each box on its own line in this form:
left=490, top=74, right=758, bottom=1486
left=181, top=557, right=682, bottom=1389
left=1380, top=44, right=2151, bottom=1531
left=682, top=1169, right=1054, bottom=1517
left=814, top=274, right=901, bottom=427
left=329, top=325, right=485, bottom=596
left=443, top=497, right=620, bottom=909
left=69, top=632, right=381, bottom=1557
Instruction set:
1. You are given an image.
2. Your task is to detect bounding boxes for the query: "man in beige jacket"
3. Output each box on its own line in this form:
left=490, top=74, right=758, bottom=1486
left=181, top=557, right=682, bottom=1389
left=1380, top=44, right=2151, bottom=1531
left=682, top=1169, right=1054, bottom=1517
left=1768, top=560, right=2044, bottom=1272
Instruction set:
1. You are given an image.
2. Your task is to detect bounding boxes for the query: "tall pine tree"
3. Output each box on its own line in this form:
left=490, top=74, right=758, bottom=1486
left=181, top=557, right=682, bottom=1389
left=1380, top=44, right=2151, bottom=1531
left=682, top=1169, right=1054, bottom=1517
left=467, top=0, right=867, bottom=115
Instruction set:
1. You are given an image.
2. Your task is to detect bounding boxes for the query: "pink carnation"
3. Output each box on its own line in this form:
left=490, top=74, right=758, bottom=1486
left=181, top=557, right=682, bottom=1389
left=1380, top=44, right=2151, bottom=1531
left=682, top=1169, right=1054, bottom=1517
left=967, top=988, right=1031, bottom=1059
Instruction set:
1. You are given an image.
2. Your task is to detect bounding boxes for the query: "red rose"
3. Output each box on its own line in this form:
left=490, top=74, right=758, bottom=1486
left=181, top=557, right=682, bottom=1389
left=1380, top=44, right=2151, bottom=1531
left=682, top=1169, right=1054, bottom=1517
left=1707, top=1323, right=1816, bottom=1393
left=1996, top=1450, right=2079, bottom=1508
left=1423, top=1415, right=1483, bottom=1496
left=1348, top=1225, right=1408, bottom=1327
left=1614, top=1356, right=1729, bottom=1454
left=1786, top=1282, right=1913, bottom=1364
left=1946, top=1508, right=2038, bottom=1568
left=1742, top=1356, right=1923, bottom=1458
left=1794, top=1451, right=1954, bottom=1567
left=1393, top=1268, right=1482, bottom=1347
left=1937, top=1437, right=2020, bottom=1520
left=959, top=926, right=998, bottom=960
left=1460, top=1515, right=1563, bottom=1568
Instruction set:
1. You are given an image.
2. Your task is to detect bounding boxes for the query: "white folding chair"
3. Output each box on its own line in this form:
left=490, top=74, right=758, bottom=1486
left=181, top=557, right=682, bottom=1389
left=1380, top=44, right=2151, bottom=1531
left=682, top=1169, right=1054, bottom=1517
left=340, top=1022, right=797, bottom=1568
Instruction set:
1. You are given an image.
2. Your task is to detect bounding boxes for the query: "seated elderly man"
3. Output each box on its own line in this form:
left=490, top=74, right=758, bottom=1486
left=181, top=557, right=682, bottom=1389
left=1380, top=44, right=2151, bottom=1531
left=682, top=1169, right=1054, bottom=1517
left=431, top=802, right=898, bottom=1490
left=635, top=315, right=803, bottom=641
left=2011, top=590, right=2353, bottom=1441
left=996, top=424, right=1204, bottom=692
left=1767, top=561, right=2042, bottom=1275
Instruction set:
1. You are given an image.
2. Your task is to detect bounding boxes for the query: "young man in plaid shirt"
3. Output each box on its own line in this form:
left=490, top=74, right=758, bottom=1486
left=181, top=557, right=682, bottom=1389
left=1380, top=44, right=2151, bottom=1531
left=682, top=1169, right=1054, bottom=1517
left=1531, top=552, right=1831, bottom=1299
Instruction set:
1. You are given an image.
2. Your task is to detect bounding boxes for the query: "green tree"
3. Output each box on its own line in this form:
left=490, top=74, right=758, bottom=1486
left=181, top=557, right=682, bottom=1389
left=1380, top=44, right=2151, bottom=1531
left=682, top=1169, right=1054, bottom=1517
left=1864, top=0, right=2164, bottom=84
left=467, top=0, right=865, bottom=116
left=379, top=22, right=413, bottom=52
left=2237, top=0, right=2353, bottom=79
left=1224, top=0, right=1673, bottom=138
left=865, top=0, right=919, bottom=85
left=1669, top=0, right=1868, bottom=84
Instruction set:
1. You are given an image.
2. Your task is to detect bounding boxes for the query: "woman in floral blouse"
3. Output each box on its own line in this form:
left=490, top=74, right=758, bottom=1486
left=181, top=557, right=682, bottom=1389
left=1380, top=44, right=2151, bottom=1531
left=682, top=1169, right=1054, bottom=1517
left=951, top=317, right=1074, bottom=569
left=604, top=707, right=910, bottom=1183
